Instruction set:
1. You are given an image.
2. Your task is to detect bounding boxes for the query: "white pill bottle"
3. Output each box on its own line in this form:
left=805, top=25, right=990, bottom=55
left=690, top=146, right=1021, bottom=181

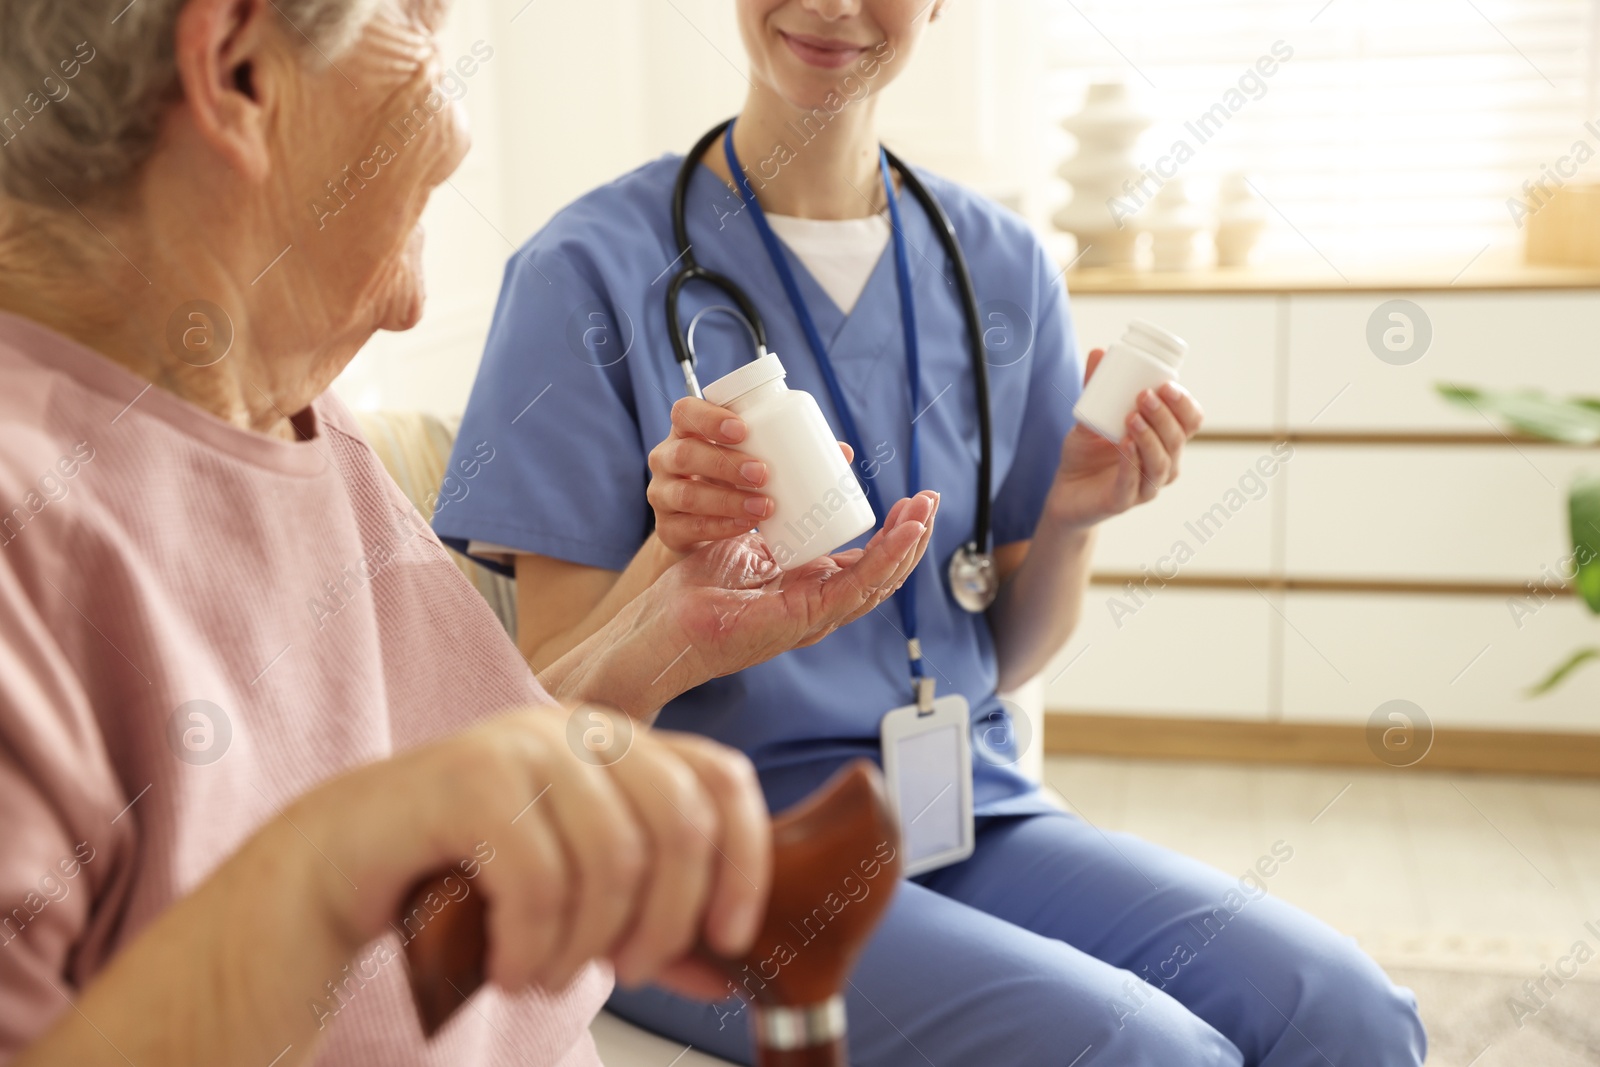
left=1072, top=320, right=1190, bottom=441
left=703, top=352, right=876, bottom=569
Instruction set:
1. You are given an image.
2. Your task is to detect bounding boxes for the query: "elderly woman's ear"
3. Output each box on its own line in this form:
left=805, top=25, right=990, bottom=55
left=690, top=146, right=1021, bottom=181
left=171, top=0, right=281, bottom=183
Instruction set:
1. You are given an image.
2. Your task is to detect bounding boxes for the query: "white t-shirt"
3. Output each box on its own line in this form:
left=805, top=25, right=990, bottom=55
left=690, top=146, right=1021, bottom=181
left=766, top=211, right=891, bottom=315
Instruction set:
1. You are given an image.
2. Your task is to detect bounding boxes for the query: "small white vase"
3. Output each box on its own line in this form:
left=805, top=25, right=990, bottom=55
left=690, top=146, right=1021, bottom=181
left=1214, top=173, right=1269, bottom=268
left=1145, top=180, right=1208, bottom=272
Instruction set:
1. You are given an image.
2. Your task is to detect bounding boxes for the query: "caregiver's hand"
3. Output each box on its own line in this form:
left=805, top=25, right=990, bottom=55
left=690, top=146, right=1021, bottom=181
left=299, top=707, right=770, bottom=996
left=1046, top=348, right=1204, bottom=529
left=647, top=396, right=853, bottom=554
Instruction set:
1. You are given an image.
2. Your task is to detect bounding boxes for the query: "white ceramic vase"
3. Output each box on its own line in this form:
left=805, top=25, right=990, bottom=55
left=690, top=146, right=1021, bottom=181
left=1146, top=179, right=1208, bottom=272
left=1214, top=173, right=1269, bottom=268
left=1051, top=82, right=1154, bottom=270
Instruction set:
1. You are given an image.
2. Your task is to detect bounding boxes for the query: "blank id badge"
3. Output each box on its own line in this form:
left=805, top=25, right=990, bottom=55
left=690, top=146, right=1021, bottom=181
left=880, top=694, right=975, bottom=877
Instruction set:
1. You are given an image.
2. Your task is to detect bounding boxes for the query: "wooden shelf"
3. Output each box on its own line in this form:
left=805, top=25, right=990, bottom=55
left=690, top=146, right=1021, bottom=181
left=1043, top=712, right=1600, bottom=777
left=1086, top=572, right=1573, bottom=599
left=1191, top=430, right=1600, bottom=448
left=1056, top=250, right=1600, bottom=295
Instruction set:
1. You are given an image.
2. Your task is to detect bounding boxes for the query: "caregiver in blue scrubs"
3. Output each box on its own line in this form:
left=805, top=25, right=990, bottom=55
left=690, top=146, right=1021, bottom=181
left=437, top=1, right=1426, bottom=1063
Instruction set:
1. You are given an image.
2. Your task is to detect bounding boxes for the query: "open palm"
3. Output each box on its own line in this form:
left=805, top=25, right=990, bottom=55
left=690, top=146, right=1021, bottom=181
left=656, top=491, right=939, bottom=683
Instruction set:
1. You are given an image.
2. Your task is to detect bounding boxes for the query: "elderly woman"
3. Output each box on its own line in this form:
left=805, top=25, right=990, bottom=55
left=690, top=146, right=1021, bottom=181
left=0, top=0, right=938, bottom=1064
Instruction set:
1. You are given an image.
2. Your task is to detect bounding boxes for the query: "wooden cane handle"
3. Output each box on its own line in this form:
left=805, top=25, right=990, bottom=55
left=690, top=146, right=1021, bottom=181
left=396, top=867, right=488, bottom=1037
left=401, top=759, right=903, bottom=1061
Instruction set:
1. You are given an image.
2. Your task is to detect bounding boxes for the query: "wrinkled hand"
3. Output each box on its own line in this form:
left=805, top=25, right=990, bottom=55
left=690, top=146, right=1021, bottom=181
left=1048, top=348, right=1204, bottom=529
left=298, top=706, right=771, bottom=1000
left=647, top=396, right=854, bottom=555
left=648, top=490, right=940, bottom=684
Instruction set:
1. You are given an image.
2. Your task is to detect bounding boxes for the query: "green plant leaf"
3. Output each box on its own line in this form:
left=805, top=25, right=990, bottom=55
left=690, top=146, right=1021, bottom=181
left=1571, top=475, right=1600, bottom=613
left=1435, top=383, right=1600, bottom=444
left=1529, top=646, right=1600, bottom=696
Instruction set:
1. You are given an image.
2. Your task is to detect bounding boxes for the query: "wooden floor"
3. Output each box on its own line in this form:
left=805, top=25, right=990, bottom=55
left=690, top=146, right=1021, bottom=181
left=1041, top=754, right=1600, bottom=976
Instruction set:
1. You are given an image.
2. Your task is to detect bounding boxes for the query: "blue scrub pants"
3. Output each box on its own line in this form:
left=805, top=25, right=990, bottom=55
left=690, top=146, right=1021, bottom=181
left=608, top=810, right=1426, bottom=1065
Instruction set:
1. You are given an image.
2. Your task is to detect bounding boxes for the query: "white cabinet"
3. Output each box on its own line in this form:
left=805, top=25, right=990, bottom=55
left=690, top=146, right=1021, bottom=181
left=1089, top=443, right=1284, bottom=576
left=1286, top=293, right=1600, bottom=430
left=1045, top=286, right=1600, bottom=732
left=1044, top=590, right=1276, bottom=719
left=1279, top=593, right=1597, bottom=733
left=1283, top=446, right=1590, bottom=582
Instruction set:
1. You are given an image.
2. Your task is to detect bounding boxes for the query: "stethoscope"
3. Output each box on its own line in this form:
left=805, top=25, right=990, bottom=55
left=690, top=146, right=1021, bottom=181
left=664, top=118, right=999, bottom=622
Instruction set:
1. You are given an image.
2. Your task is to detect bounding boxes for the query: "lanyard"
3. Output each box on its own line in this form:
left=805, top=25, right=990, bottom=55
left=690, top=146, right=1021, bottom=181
left=723, top=122, right=932, bottom=701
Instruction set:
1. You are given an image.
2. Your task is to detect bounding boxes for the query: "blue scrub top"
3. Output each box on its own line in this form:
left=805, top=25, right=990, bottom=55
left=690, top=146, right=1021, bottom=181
left=436, top=153, right=1083, bottom=818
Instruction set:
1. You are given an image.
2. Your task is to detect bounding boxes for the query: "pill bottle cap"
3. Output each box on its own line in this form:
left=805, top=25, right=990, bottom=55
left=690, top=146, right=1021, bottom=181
left=704, top=351, right=787, bottom=406
left=1125, top=320, right=1188, bottom=368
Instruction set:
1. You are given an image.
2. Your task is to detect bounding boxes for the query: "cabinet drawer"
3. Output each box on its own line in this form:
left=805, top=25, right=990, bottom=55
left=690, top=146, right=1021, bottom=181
left=1091, top=443, right=1286, bottom=576
left=1282, top=445, right=1593, bottom=581
left=1279, top=592, right=1599, bottom=731
left=1286, top=292, right=1600, bottom=430
left=1068, top=294, right=1280, bottom=432
left=1044, top=588, right=1273, bottom=719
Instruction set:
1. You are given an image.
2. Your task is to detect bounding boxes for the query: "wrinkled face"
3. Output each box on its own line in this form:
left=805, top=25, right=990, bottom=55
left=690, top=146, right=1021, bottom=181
left=275, top=0, right=469, bottom=342
left=734, top=0, right=938, bottom=112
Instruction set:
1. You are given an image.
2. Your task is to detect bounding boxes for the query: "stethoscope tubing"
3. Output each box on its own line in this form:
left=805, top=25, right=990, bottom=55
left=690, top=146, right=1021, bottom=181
left=881, top=144, right=993, bottom=564
left=665, top=118, right=994, bottom=573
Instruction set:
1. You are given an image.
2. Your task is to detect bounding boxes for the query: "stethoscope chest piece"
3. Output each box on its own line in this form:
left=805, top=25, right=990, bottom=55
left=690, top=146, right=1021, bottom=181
left=947, top=543, right=999, bottom=613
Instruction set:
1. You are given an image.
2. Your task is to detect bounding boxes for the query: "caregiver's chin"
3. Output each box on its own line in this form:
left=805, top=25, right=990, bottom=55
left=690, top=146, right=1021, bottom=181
left=0, top=0, right=465, bottom=440
left=710, top=0, right=942, bottom=223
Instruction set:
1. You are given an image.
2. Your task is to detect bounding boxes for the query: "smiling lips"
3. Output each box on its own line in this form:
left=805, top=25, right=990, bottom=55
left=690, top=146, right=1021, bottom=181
left=779, top=30, right=874, bottom=70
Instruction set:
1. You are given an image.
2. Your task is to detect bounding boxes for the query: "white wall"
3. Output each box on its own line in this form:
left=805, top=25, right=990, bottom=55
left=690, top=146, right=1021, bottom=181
left=333, top=0, right=1048, bottom=416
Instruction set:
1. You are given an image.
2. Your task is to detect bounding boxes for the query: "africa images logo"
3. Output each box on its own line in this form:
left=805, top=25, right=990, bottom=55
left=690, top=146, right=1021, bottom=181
left=167, top=700, right=232, bottom=766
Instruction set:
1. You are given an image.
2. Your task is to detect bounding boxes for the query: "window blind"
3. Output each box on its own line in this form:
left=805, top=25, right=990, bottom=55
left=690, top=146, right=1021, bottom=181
left=1043, top=0, right=1600, bottom=266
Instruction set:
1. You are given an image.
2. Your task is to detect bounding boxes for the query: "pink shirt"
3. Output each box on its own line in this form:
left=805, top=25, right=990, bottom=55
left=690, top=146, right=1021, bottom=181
left=0, top=313, right=608, bottom=1065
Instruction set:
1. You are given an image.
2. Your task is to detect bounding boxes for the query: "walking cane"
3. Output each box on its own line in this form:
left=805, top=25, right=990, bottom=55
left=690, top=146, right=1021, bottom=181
left=401, top=759, right=902, bottom=1066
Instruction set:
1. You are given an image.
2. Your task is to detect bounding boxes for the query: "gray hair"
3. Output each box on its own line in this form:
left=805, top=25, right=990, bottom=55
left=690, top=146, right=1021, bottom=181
left=0, top=0, right=375, bottom=205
